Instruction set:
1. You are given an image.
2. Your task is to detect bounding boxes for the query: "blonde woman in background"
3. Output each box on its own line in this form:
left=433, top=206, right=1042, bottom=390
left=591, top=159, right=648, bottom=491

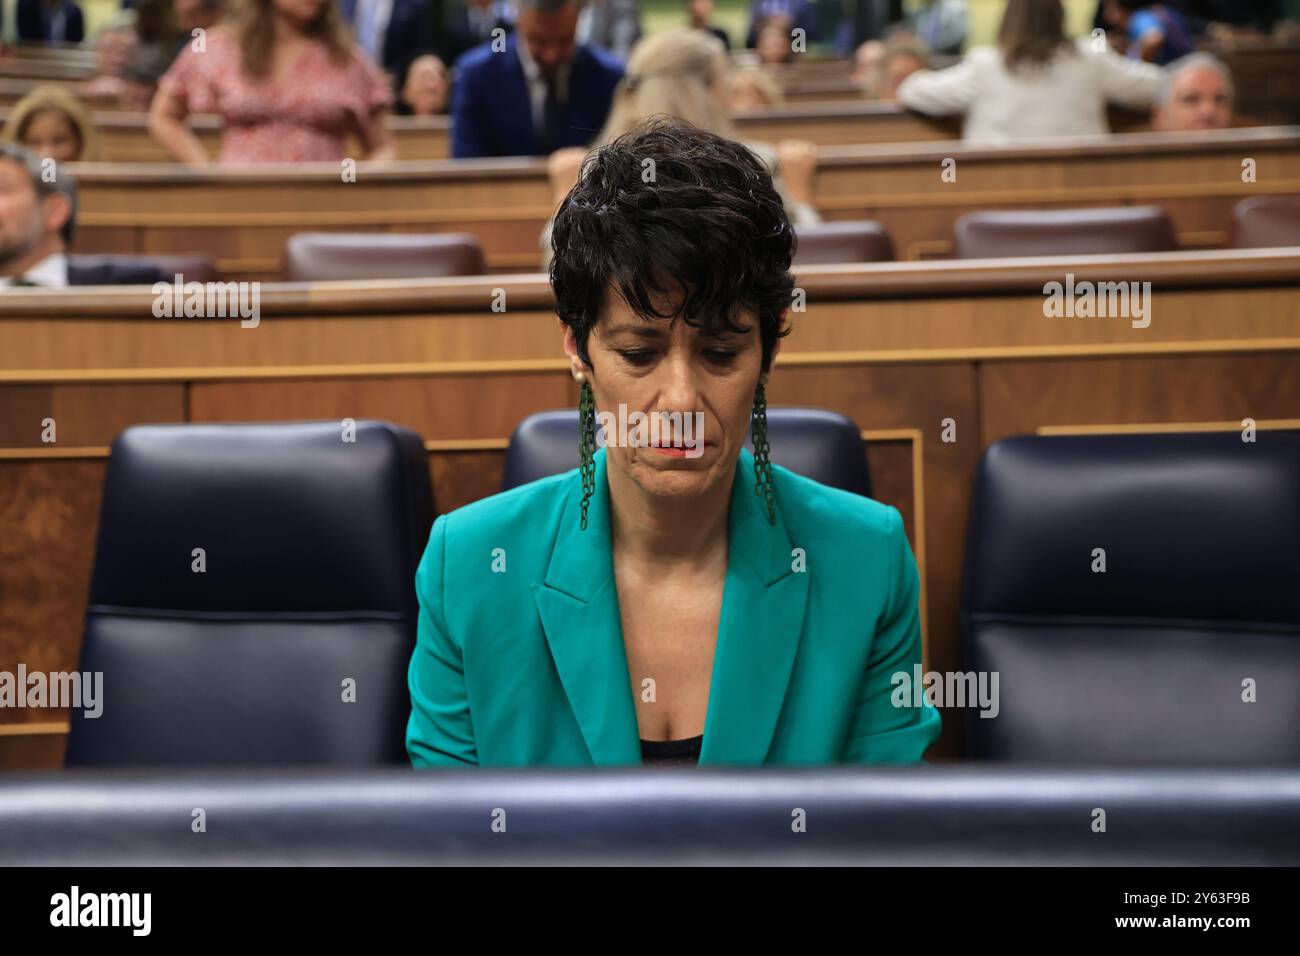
left=543, top=28, right=819, bottom=265
left=3, top=86, right=99, bottom=162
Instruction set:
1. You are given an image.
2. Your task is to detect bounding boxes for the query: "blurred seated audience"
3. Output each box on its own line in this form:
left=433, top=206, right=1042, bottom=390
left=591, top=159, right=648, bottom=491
left=397, top=54, right=452, bottom=115
left=0, top=144, right=166, bottom=288
left=1152, top=51, right=1232, bottom=131
left=339, top=0, right=434, bottom=75
left=851, top=38, right=886, bottom=95
left=173, top=0, right=228, bottom=43
left=689, top=0, right=731, bottom=51
left=17, top=0, right=86, bottom=44
left=579, top=0, right=642, bottom=61
left=445, top=0, right=516, bottom=64
left=450, top=0, right=623, bottom=158
left=911, top=0, right=966, bottom=55
left=2, top=85, right=98, bottom=163
left=544, top=28, right=821, bottom=267
left=84, top=23, right=139, bottom=100
left=1103, top=0, right=1194, bottom=64
left=134, top=0, right=183, bottom=82
left=729, top=64, right=783, bottom=110
left=755, top=15, right=796, bottom=65
left=879, top=41, right=929, bottom=102
left=745, top=0, right=817, bottom=48
left=150, top=0, right=396, bottom=165
left=898, top=0, right=1165, bottom=144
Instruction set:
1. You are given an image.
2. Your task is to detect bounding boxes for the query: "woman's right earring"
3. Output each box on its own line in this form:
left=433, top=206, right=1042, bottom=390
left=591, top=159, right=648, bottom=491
left=578, top=379, right=596, bottom=531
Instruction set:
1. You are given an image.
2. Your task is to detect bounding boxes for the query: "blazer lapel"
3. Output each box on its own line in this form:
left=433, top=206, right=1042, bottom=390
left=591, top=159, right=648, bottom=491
left=699, top=449, right=810, bottom=765
left=532, top=447, right=641, bottom=766
left=532, top=447, right=811, bottom=766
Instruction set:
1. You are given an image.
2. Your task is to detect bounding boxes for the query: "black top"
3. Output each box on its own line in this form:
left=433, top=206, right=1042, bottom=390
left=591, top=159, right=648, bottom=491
left=640, top=734, right=703, bottom=765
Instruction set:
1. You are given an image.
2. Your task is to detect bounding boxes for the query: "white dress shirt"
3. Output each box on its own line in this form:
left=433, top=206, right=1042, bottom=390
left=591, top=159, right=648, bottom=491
left=0, top=252, right=69, bottom=289
left=897, top=40, right=1166, bottom=145
left=354, top=0, right=395, bottom=63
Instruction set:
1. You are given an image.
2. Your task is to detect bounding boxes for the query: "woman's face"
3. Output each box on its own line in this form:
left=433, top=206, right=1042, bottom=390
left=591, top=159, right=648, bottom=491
left=565, top=285, right=775, bottom=505
left=403, top=56, right=451, bottom=115
left=22, top=111, right=81, bottom=163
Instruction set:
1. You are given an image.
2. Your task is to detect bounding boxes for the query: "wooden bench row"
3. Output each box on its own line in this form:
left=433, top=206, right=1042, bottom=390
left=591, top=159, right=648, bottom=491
left=62, top=126, right=1300, bottom=278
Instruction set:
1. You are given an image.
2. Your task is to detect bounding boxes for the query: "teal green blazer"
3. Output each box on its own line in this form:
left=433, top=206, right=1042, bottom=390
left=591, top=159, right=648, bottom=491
left=406, top=446, right=941, bottom=767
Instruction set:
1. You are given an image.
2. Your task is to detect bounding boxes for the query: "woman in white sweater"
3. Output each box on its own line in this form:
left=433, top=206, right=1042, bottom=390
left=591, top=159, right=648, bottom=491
left=896, top=0, right=1166, bottom=144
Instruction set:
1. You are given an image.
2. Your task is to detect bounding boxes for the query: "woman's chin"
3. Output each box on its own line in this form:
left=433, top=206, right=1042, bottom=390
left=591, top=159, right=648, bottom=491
left=623, top=455, right=725, bottom=500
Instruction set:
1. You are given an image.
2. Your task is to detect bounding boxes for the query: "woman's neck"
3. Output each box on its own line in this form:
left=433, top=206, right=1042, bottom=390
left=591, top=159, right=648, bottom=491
left=273, top=12, right=309, bottom=43
left=606, top=456, right=734, bottom=571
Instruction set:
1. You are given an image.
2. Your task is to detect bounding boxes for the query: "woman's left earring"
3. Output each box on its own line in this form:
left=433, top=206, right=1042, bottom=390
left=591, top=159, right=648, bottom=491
left=576, top=371, right=596, bottom=531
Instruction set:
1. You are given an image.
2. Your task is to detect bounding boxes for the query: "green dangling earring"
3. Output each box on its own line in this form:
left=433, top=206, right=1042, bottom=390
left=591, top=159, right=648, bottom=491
left=751, top=372, right=777, bottom=525
left=577, top=372, right=596, bottom=531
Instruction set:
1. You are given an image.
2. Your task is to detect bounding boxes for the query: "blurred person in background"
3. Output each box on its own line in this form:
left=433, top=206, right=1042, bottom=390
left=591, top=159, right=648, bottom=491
left=1103, top=0, right=1194, bottom=64
left=910, top=0, right=965, bottom=55
left=579, top=0, right=642, bottom=61
left=689, top=0, right=732, bottom=50
left=0, top=144, right=165, bottom=287
left=174, top=0, right=228, bottom=39
left=17, top=0, right=86, bottom=44
left=150, top=0, right=396, bottom=164
left=851, top=38, right=885, bottom=93
left=133, top=0, right=182, bottom=81
left=338, top=0, right=434, bottom=75
left=755, top=15, right=796, bottom=64
left=83, top=23, right=138, bottom=102
left=745, top=0, right=818, bottom=48
left=1152, top=51, right=1232, bottom=130
left=3, top=85, right=98, bottom=163
left=544, top=28, right=821, bottom=268
left=729, top=64, right=783, bottom=110
left=878, top=41, right=928, bottom=101
left=444, top=0, right=516, bottom=63
left=397, top=53, right=452, bottom=115
left=897, top=0, right=1165, bottom=143
left=450, top=0, right=623, bottom=158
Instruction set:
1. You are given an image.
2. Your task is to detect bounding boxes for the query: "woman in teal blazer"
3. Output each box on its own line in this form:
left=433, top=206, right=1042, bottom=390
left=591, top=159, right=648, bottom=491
left=406, top=119, right=941, bottom=768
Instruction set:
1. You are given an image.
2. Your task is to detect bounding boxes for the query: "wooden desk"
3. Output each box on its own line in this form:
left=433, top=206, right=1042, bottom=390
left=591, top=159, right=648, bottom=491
left=65, top=126, right=1300, bottom=279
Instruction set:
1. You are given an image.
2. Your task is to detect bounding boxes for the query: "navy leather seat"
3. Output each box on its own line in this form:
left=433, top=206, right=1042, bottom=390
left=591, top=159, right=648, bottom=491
left=962, top=431, right=1300, bottom=764
left=501, top=407, right=872, bottom=497
left=64, top=420, right=435, bottom=767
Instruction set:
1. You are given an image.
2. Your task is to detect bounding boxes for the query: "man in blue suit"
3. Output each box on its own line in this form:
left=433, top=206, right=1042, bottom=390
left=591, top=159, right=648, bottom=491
left=16, top=0, right=86, bottom=44
left=451, top=0, right=624, bottom=158
left=339, top=0, right=436, bottom=76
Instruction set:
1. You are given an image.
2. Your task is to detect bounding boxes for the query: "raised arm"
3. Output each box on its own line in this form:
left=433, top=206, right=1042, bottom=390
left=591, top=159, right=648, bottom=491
left=147, top=85, right=211, bottom=168
left=895, top=55, right=980, bottom=117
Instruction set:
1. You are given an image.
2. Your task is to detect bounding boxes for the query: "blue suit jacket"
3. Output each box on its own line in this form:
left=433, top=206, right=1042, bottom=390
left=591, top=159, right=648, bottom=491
left=17, top=0, right=84, bottom=44
left=406, top=446, right=942, bottom=767
left=450, top=33, right=624, bottom=158
left=338, top=0, right=434, bottom=75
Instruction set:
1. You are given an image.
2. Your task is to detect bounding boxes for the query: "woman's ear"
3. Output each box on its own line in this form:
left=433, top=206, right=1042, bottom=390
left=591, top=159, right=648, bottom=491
left=561, top=323, right=591, bottom=380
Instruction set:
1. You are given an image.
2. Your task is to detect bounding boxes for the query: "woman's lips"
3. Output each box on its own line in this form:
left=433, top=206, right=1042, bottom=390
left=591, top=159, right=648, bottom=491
left=646, top=442, right=711, bottom=458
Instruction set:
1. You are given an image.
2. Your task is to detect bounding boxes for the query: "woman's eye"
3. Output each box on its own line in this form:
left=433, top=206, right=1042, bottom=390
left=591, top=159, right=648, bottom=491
left=617, top=349, right=656, bottom=366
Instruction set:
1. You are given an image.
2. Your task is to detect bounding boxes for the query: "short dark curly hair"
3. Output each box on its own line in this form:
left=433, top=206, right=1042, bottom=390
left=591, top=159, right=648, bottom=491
left=550, top=118, right=794, bottom=373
